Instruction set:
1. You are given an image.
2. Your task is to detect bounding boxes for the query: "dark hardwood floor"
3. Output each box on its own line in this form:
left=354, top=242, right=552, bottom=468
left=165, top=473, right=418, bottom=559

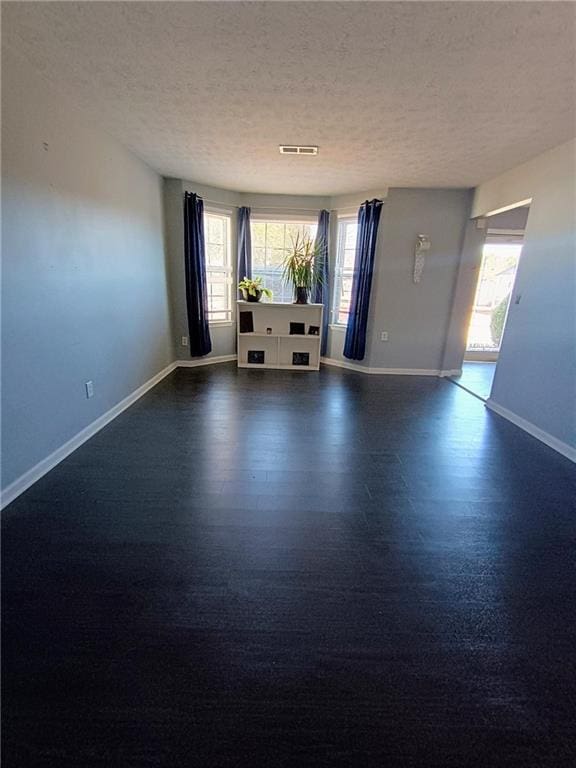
left=3, top=363, right=576, bottom=767
left=450, top=362, right=497, bottom=401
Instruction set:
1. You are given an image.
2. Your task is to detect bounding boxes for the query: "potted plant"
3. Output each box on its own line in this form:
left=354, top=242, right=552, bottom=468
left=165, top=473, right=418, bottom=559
left=238, top=276, right=273, bottom=303
left=282, top=233, right=323, bottom=304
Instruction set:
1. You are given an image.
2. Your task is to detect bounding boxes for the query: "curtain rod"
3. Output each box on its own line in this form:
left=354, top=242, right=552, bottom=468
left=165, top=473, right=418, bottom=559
left=186, top=192, right=329, bottom=212
left=187, top=192, right=381, bottom=212
left=206, top=201, right=327, bottom=212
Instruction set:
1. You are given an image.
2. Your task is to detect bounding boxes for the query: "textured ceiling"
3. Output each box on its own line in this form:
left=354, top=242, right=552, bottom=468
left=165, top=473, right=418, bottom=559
left=3, top=1, right=575, bottom=195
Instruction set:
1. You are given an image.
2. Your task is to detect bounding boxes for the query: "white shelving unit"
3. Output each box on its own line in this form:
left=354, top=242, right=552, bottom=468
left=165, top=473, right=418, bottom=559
left=237, top=301, right=323, bottom=371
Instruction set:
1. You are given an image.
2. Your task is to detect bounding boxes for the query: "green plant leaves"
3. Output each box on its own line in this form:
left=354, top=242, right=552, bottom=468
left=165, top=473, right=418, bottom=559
left=237, top=276, right=273, bottom=301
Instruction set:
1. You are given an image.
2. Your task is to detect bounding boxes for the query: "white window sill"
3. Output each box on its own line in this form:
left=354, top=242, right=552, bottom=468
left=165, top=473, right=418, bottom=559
left=329, top=323, right=347, bottom=331
left=209, top=321, right=235, bottom=327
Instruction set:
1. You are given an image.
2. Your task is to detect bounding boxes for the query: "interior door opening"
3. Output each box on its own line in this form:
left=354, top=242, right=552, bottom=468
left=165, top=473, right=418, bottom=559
left=452, top=204, right=529, bottom=401
left=465, top=241, right=522, bottom=361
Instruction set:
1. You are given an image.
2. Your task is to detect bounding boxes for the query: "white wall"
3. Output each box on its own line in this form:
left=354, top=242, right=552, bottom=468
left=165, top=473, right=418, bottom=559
left=364, top=188, right=472, bottom=371
left=1, top=48, right=173, bottom=491
left=472, top=139, right=576, bottom=452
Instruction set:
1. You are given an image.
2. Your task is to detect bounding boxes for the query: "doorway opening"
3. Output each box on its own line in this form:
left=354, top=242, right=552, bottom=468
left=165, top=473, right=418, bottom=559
left=452, top=204, right=530, bottom=401
left=465, top=241, right=522, bottom=361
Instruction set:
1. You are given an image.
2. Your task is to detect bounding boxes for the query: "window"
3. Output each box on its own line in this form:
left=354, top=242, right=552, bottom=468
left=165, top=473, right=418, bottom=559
left=204, top=211, right=232, bottom=322
left=332, top=218, right=358, bottom=325
left=250, top=219, right=318, bottom=303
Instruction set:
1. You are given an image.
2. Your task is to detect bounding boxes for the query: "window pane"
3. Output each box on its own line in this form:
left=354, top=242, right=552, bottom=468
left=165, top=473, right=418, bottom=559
left=266, top=248, right=285, bottom=268
left=204, top=212, right=231, bottom=323
left=207, top=269, right=227, bottom=281
left=286, top=223, right=302, bottom=246
left=252, top=222, right=266, bottom=248
left=207, top=243, right=224, bottom=266
left=253, top=246, right=266, bottom=267
left=209, top=310, right=229, bottom=321
left=345, top=223, right=358, bottom=250
left=249, top=220, right=318, bottom=303
left=211, top=296, right=226, bottom=312
left=343, top=248, right=356, bottom=269
left=333, top=219, right=357, bottom=324
left=304, top=223, right=318, bottom=241
left=207, top=216, right=224, bottom=245
left=209, top=284, right=225, bottom=299
left=265, top=223, right=285, bottom=249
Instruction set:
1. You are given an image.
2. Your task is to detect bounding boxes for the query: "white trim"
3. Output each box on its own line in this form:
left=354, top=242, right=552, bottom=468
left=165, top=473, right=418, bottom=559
left=321, top=357, right=444, bottom=376
left=336, top=207, right=359, bottom=218
left=204, top=203, right=234, bottom=217
left=1, top=361, right=177, bottom=510
left=485, top=399, right=576, bottom=463
left=1, top=355, right=239, bottom=510
left=176, top=354, right=237, bottom=368
left=250, top=211, right=319, bottom=223
left=484, top=199, right=532, bottom=217
left=486, top=228, right=525, bottom=236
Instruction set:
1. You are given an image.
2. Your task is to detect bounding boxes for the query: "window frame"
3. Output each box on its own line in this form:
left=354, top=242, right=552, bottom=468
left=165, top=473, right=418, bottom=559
left=331, top=216, right=358, bottom=326
left=204, top=207, right=233, bottom=325
left=249, top=215, right=319, bottom=304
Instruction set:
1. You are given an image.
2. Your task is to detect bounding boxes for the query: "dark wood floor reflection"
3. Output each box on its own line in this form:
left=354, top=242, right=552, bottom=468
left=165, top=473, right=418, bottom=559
left=450, top=361, right=497, bottom=401
left=3, top=363, right=576, bottom=767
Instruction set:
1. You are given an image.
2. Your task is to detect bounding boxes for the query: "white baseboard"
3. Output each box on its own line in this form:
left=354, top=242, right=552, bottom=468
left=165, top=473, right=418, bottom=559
left=485, top=399, right=576, bottom=463
left=321, top=357, right=445, bottom=376
left=176, top=354, right=237, bottom=367
left=1, top=361, right=177, bottom=510
left=1, top=355, right=239, bottom=510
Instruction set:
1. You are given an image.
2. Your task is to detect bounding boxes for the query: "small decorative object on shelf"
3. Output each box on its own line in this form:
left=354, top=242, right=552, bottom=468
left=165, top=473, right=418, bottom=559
left=239, top=311, right=254, bottom=333
left=282, top=233, right=324, bottom=304
left=247, top=350, right=265, bottom=364
left=308, top=325, right=320, bottom=336
left=238, top=276, right=273, bottom=303
left=266, top=327, right=272, bottom=335
left=289, top=322, right=305, bottom=335
left=292, top=352, right=310, bottom=366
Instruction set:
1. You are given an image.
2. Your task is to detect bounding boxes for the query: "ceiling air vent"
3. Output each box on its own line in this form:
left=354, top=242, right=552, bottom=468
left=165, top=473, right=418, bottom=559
left=279, top=145, right=318, bottom=155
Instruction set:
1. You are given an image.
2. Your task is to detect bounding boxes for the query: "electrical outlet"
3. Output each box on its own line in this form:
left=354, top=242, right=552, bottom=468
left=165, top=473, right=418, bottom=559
left=380, top=331, right=389, bottom=342
left=85, top=380, right=94, bottom=399
left=181, top=336, right=189, bottom=347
